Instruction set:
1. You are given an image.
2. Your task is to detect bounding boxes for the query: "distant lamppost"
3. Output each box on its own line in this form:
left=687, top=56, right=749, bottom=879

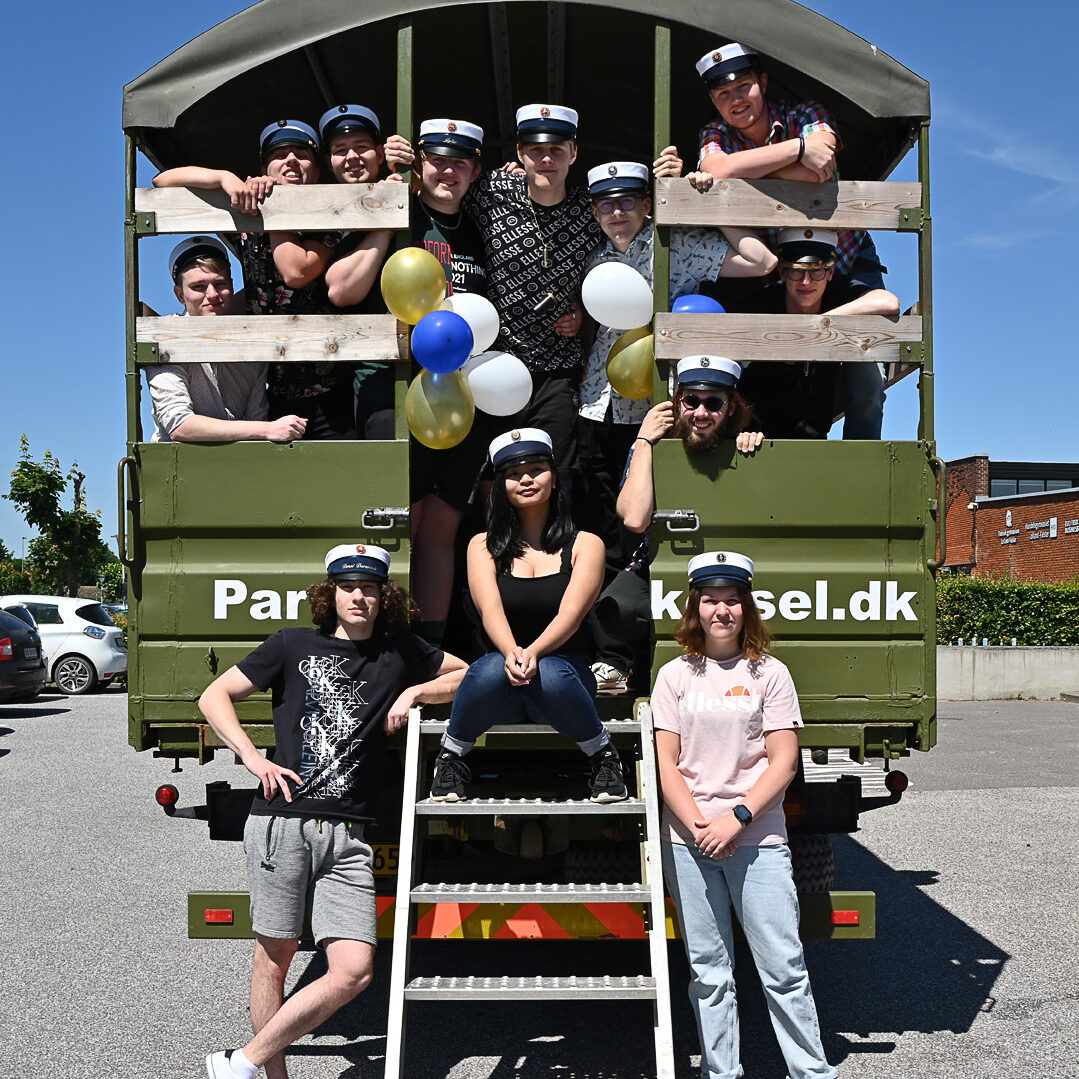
left=21, top=536, right=27, bottom=574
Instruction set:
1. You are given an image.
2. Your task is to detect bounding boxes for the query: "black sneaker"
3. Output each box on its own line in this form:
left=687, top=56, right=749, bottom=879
left=588, top=746, right=628, bottom=803
left=430, top=749, right=471, bottom=802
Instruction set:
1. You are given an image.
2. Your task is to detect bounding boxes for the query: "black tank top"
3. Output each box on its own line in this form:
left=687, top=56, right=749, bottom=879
left=492, top=535, right=589, bottom=655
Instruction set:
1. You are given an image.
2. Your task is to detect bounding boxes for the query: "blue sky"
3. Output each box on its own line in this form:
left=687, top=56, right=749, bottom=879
left=1, top=0, right=1075, bottom=556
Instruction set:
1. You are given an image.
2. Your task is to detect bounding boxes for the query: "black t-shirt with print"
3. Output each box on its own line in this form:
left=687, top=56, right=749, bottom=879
left=238, top=627, right=443, bottom=824
left=240, top=230, right=357, bottom=435
left=412, top=196, right=488, bottom=297
left=466, top=171, right=600, bottom=374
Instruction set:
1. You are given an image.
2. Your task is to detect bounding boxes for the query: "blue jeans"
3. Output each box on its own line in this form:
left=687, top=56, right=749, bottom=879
left=445, top=650, right=606, bottom=753
left=662, top=841, right=837, bottom=1079
left=840, top=361, right=885, bottom=439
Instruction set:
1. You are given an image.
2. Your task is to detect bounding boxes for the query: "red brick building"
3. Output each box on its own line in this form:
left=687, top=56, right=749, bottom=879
left=944, top=456, right=1079, bottom=582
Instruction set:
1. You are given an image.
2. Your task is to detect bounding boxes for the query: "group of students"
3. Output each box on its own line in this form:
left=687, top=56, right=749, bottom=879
left=174, top=40, right=903, bottom=1078
left=198, top=430, right=836, bottom=1079
left=146, top=36, right=901, bottom=659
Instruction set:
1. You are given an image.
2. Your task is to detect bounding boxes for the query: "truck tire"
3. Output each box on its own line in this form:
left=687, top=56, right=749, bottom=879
left=564, top=843, right=639, bottom=884
left=789, top=834, right=835, bottom=893
left=53, top=654, right=98, bottom=695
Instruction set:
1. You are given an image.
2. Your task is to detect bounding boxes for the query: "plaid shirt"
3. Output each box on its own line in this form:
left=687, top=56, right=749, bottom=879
left=698, top=98, right=862, bottom=275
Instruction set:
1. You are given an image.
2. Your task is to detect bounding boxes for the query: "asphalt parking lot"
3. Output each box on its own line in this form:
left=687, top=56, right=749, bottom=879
left=1, top=691, right=1075, bottom=1079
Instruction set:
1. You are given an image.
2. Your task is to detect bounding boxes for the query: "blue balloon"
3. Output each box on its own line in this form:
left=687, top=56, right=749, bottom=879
left=411, top=310, right=475, bottom=374
left=672, top=293, right=726, bottom=315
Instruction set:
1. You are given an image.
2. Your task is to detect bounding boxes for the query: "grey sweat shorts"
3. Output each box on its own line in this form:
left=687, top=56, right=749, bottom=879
left=243, top=814, right=377, bottom=946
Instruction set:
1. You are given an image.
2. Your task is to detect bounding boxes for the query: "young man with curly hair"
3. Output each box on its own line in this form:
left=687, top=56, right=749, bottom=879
left=198, top=543, right=466, bottom=1079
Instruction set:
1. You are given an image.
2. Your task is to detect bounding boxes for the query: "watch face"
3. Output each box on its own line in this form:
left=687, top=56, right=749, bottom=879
left=733, top=804, right=753, bottom=824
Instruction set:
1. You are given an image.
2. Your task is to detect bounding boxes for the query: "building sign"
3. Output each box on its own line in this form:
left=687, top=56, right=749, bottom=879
left=1024, top=517, right=1058, bottom=541
left=1065, top=518, right=1079, bottom=536
left=998, top=527, right=1019, bottom=546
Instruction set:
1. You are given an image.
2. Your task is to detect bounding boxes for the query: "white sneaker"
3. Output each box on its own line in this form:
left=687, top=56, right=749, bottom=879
left=591, top=662, right=628, bottom=695
left=206, top=1051, right=245, bottom=1079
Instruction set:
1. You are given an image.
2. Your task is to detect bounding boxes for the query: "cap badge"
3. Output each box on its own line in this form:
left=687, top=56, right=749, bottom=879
left=608, top=165, right=617, bottom=175
left=700, top=357, right=711, bottom=367
left=447, top=121, right=457, bottom=132
left=713, top=50, right=722, bottom=61
left=804, top=228, right=813, bottom=239
left=511, top=430, right=521, bottom=441
left=277, top=119, right=287, bottom=128
left=338, top=105, right=347, bottom=114
left=355, top=544, right=366, bottom=554
left=716, top=553, right=727, bottom=562
left=540, top=106, right=551, bottom=118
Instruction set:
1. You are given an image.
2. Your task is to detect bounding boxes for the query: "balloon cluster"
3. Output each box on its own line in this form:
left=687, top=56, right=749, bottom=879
left=581, top=262, right=656, bottom=400
left=381, top=249, right=533, bottom=449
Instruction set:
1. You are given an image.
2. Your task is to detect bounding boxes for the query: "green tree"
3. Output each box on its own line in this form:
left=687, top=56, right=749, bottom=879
left=0, top=540, right=12, bottom=561
left=4, top=436, right=107, bottom=597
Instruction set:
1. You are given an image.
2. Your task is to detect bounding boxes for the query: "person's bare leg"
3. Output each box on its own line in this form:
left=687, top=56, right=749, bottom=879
left=411, top=494, right=463, bottom=623
left=242, top=938, right=375, bottom=1069
left=250, top=934, right=299, bottom=1079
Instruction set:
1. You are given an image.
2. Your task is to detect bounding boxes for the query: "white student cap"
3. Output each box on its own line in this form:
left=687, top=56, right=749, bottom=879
left=688, top=551, right=755, bottom=589
left=516, top=104, right=578, bottom=144
left=587, top=162, right=650, bottom=199
left=324, top=543, right=392, bottom=582
left=677, top=356, right=742, bottom=391
left=418, top=119, right=484, bottom=158
left=776, top=228, right=839, bottom=263
left=169, top=236, right=230, bottom=282
left=695, top=43, right=760, bottom=86
left=489, top=428, right=554, bottom=470
left=259, top=119, right=320, bottom=158
left=319, top=104, right=382, bottom=144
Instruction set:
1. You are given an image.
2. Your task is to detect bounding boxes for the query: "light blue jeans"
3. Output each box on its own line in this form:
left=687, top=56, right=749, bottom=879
left=662, top=841, right=837, bottom=1079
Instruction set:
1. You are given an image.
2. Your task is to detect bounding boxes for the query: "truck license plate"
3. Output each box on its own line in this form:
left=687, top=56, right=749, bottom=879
left=24, top=647, right=37, bottom=659
left=371, top=844, right=399, bottom=876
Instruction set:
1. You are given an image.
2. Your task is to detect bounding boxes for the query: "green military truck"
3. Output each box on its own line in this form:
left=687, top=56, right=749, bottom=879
left=122, top=0, right=937, bottom=970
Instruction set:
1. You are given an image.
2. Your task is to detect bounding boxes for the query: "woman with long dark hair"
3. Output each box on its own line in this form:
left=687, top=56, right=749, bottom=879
left=429, top=428, right=628, bottom=804
left=652, top=551, right=836, bottom=1079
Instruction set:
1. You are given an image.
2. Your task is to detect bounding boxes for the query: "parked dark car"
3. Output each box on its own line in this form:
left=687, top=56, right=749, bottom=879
left=0, top=608, right=47, bottom=702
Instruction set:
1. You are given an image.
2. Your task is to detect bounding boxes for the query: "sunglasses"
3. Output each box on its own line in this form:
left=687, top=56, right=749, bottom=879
left=594, top=196, right=641, bottom=214
left=680, top=392, right=729, bottom=412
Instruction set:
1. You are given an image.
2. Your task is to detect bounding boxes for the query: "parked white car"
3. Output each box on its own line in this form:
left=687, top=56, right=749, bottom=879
left=0, top=595, right=127, bottom=694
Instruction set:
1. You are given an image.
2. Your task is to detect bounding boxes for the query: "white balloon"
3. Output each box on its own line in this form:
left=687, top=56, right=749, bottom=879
left=440, top=292, right=500, bottom=355
left=581, top=262, right=654, bottom=331
left=463, top=351, right=533, bottom=416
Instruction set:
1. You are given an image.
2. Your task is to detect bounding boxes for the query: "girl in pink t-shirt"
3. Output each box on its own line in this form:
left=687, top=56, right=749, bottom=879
left=654, top=551, right=836, bottom=1079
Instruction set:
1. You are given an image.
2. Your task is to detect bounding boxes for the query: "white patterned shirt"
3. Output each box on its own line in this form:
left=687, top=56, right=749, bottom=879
left=578, top=222, right=732, bottom=424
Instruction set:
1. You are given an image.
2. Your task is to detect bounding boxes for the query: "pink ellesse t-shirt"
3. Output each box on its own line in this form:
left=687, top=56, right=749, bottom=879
left=650, top=652, right=803, bottom=847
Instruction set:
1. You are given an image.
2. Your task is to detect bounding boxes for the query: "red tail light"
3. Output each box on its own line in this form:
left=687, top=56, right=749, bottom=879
left=783, top=788, right=807, bottom=828
left=885, top=770, right=909, bottom=794
left=831, top=910, right=860, bottom=925
left=205, top=909, right=235, bottom=925
left=0, top=638, right=12, bottom=660
left=155, top=784, right=179, bottom=807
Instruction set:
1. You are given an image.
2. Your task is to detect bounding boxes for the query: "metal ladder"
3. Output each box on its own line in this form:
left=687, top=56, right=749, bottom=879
left=384, top=702, right=674, bottom=1079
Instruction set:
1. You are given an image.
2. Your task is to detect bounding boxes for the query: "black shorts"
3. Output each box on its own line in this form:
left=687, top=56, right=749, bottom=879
left=411, top=411, right=499, bottom=513
left=501, top=371, right=581, bottom=474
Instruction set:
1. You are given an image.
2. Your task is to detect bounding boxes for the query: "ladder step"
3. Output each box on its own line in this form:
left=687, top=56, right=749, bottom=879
left=417, top=797, right=645, bottom=815
left=411, top=882, right=652, bottom=903
left=404, top=974, right=658, bottom=1001
left=419, top=719, right=640, bottom=734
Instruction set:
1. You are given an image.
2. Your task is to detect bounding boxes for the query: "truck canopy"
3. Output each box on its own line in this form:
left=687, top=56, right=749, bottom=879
left=123, top=0, right=929, bottom=181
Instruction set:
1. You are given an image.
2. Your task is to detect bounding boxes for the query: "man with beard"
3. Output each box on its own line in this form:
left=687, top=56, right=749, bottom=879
left=617, top=357, right=762, bottom=534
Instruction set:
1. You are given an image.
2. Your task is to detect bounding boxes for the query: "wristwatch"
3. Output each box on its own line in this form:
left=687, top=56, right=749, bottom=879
left=732, top=804, right=753, bottom=827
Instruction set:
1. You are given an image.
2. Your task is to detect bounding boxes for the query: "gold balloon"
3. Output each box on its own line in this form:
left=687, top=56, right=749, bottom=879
left=405, top=370, right=475, bottom=449
left=606, top=328, right=655, bottom=400
left=381, top=247, right=448, bottom=325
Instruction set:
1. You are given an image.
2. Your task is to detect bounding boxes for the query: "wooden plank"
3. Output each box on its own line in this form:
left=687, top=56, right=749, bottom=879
left=653, top=313, right=922, bottom=363
left=134, top=182, right=410, bottom=233
left=136, top=315, right=406, bottom=364
left=654, top=177, right=921, bottom=230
